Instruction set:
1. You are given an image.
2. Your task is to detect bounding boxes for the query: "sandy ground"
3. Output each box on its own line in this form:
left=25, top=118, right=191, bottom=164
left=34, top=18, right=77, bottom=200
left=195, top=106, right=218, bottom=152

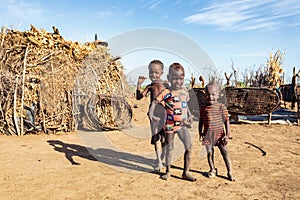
left=0, top=98, right=299, bottom=200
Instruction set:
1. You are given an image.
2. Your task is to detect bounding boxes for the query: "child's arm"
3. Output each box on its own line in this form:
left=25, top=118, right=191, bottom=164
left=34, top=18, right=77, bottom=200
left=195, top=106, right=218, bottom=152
left=184, top=88, right=193, bottom=126
left=198, top=107, right=205, bottom=141
left=187, top=107, right=192, bottom=122
left=136, top=86, right=149, bottom=100
left=222, top=120, right=230, bottom=145
left=222, top=104, right=230, bottom=145
left=198, top=120, right=204, bottom=141
left=183, top=107, right=193, bottom=128
left=136, top=76, right=148, bottom=100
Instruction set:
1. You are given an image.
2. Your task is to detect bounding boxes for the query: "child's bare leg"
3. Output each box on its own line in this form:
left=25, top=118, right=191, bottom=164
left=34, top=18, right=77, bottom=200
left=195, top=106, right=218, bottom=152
left=219, top=144, right=235, bottom=181
left=206, top=145, right=218, bottom=178
left=154, top=141, right=163, bottom=171
left=161, top=133, right=174, bottom=180
left=151, top=123, right=164, bottom=171
left=206, top=145, right=215, bottom=171
left=161, top=151, right=171, bottom=180
left=182, top=148, right=196, bottom=181
left=178, top=128, right=196, bottom=181
left=160, top=140, right=166, bottom=161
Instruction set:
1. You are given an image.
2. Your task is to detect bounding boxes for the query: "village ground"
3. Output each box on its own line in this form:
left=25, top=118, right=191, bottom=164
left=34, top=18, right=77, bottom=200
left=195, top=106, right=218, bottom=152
left=0, top=98, right=299, bottom=200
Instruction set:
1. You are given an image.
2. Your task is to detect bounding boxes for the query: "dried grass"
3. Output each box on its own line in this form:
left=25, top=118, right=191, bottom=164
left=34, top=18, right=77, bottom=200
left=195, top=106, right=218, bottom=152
left=0, top=25, right=132, bottom=135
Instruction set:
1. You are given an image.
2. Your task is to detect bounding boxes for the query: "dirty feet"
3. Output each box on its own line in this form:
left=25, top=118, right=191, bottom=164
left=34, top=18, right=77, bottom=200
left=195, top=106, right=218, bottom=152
left=182, top=172, right=197, bottom=182
left=160, top=172, right=170, bottom=180
left=154, top=161, right=163, bottom=171
left=208, top=168, right=218, bottom=178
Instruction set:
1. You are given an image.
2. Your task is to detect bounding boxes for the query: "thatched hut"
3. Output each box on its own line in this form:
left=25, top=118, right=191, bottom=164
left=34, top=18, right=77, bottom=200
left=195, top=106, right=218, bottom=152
left=0, top=25, right=132, bottom=135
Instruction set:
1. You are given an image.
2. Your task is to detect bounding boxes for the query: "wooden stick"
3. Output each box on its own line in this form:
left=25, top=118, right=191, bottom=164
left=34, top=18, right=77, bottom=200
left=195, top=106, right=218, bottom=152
left=0, top=26, right=7, bottom=47
left=39, top=82, right=46, bottom=132
left=268, top=113, right=272, bottom=125
left=13, top=76, right=20, bottom=136
left=51, top=57, right=56, bottom=127
left=115, top=70, right=124, bottom=95
left=20, top=45, right=29, bottom=135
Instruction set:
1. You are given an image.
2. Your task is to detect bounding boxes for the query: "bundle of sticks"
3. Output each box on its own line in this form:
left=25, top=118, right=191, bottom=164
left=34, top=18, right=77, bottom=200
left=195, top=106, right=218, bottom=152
left=0, top=25, right=131, bottom=135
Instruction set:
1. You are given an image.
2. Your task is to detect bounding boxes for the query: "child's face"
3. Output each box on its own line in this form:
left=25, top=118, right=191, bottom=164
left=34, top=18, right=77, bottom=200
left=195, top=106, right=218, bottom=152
left=149, top=63, right=163, bottom=82
left=168, top=69, right=185, bottom=90
left=205, top=85, right=219, bottom=105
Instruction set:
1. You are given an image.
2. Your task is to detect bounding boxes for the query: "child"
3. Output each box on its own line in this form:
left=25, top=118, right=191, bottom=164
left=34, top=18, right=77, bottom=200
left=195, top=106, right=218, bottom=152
left=136, top=59, right=167, bottom=171
left=149, top=63, right=196, bottom=181
left=198, top=81, right=235, bottom=181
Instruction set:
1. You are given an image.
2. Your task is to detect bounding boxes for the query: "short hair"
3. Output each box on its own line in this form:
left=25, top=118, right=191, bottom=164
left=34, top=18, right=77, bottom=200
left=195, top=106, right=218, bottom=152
left=169, top=62, right=185, bottom=76
left=205, top=80, right=220, bottom=93
left=148, top=60, right=164, bottom=70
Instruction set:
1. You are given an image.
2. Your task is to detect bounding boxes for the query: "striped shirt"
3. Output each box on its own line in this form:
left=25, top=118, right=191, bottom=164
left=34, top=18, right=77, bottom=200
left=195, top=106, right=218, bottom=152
left=200, top=103, right=229, bottom=145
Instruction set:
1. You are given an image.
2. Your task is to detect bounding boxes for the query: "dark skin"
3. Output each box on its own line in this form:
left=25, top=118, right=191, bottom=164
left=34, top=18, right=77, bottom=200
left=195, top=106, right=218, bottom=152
left=136, top=62, right=167, bottom=101
left=136, top=62, right=166, bottom=171
left=149, top=68, right=196, bottom=181
left=136, top=79, right=167, bottom=101
left=199, top=84, right=235, bottom=181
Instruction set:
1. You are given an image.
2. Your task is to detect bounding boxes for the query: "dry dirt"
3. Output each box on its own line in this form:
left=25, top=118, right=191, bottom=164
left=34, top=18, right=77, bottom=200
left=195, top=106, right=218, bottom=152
left=0, top=98, right=299, bottom=200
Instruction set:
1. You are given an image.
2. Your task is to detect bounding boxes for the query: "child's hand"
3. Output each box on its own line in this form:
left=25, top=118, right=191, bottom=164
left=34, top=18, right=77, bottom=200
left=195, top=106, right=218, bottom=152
left=222, top=135, right=229, bottom=145
left=199, top=133, right=205, bottom=141
left=150, top=116, right=160, bottom=123
left=187, top=116, right=193, bottom=125
left=137, top=76, right=147, bottom=85
left=182, top=119, right=192, bottom=128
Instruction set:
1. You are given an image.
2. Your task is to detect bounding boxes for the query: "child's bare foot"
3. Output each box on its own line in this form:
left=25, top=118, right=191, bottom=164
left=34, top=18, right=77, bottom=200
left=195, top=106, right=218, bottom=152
left=227, top=172, right=235, bottom=181
left=160, top=172, right=170, bottom=180
left=182, top=172, right=197, bottom=182
left=207, top=168, right=218, bottom=178
left=154, top=161, right=163, bottom=171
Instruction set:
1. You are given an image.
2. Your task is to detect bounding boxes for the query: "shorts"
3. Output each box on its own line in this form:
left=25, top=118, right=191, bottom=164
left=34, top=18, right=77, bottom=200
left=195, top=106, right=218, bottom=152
left=151, top=128, right=165, bottom=144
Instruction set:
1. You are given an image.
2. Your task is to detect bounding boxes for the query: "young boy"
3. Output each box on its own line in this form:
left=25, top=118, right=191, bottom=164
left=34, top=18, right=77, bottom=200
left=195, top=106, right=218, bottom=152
left=198, top=81, right=235, bottom=181
left=136, top=59, right=167, bottom=171
left=149, top=63, right=196, bottom=181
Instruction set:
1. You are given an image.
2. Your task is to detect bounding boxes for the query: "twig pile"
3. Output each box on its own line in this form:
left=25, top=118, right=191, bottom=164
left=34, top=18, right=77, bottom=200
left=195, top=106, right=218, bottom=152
left=0, top=25, right=132, bottom=135
left=73, top=49, right=132, bottom=130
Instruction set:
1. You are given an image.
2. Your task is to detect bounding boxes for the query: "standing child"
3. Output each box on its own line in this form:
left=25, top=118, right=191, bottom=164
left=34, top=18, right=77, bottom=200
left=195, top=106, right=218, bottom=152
left=136, top=59, right=167, bottom=171
left=199, top=81, right=235, bottom=181
left=149, top=63, right=196, bottom=181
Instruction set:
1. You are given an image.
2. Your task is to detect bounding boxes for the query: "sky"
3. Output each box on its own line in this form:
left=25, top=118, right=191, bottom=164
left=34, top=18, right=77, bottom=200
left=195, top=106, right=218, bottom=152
left=1, top=0, right=300, bottom=84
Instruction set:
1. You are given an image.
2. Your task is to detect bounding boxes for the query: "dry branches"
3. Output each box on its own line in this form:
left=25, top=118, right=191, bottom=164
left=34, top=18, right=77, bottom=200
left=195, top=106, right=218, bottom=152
left=0, top=25, right=132, bottom=135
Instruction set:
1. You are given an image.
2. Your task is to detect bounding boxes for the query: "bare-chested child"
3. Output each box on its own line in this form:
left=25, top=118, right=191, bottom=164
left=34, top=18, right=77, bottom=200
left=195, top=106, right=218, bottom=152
left=199, top=81, right=235, bottom=181
left=149, top=63, right=196, bottom=181
left=136, top=59, right=168, bottom=171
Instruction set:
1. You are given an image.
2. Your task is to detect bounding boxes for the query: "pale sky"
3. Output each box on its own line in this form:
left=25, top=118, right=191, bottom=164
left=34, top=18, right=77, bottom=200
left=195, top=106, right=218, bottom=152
left=1, top=0, right=299, bottom=83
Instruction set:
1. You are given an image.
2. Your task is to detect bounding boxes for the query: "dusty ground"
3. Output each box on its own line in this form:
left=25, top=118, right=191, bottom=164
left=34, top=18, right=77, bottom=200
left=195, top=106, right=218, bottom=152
left=0, top=98, right=299, bottom=200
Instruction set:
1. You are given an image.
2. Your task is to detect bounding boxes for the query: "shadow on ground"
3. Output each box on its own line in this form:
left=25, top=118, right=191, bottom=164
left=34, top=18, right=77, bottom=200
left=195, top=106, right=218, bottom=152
left=47, top=140, right=160, bottom=174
